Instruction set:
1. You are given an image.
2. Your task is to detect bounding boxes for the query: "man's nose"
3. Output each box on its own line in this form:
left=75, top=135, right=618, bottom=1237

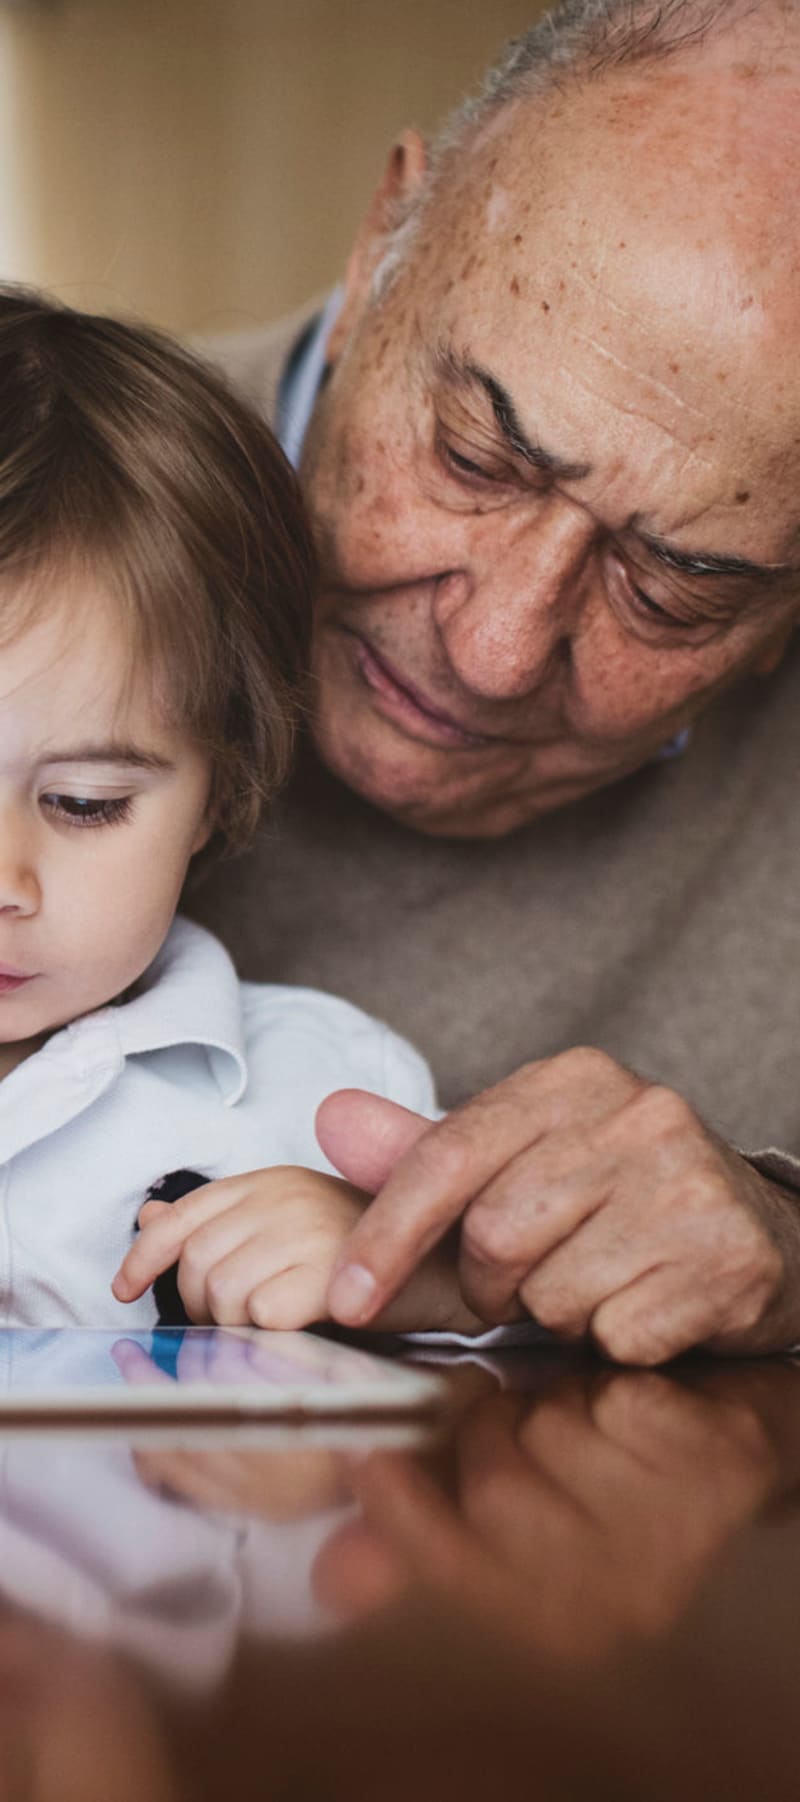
left=432, top=497, right=594, bottom=701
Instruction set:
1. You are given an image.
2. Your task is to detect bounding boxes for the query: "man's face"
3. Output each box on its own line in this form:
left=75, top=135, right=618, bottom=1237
left=301, top=55, right=800, bottom=836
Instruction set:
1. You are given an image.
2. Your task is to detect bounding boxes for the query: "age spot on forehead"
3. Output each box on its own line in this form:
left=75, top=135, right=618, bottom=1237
left=735, top=489, right=751, bottom=504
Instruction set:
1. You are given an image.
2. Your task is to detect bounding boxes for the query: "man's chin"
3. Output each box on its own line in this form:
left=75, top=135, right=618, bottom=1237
left=311, top=713, right=544, bottom=839
left=310, top=708, right=660, bottom=839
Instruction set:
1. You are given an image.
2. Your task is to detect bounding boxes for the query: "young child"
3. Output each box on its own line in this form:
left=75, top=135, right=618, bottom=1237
left=0, top=285, right=477, bottom=1338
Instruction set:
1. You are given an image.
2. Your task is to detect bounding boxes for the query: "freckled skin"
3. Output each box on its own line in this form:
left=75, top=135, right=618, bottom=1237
left=301, top=21, right=800, bottom=838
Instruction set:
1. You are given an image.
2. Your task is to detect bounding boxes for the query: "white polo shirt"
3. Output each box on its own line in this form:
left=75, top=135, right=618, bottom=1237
left=0, top=917, right=436, bottom=1328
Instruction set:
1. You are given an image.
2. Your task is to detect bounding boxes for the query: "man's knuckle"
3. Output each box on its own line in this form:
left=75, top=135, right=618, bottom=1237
left=726, top=1284, right=769, bottom=1334
left=554, top=1045, right=616, bottom=1084
left=462, top=1204, right=521, bottom=1267
left=523, top=1282, right=576, bottom=1335
left=630, top=1083, right=694, bottom=1139
left=591, top=1310, right=675, bottom=1367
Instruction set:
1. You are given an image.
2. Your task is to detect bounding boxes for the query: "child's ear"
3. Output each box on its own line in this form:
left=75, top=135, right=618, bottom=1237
left=325, top=129, right=428, bottom=368
left=190, top=808, right=215, bottom=857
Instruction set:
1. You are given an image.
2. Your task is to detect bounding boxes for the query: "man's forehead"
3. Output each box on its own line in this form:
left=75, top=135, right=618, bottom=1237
left=404, top=62, right=800, bottom=565
left=433, top=38, right=800, bottom=271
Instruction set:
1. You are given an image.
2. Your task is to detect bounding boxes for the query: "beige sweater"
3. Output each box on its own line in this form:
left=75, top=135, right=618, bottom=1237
left=193, top=310, right=800, bottom=1172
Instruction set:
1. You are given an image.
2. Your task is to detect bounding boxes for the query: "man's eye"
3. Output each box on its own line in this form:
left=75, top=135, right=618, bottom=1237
left=630, top=584, right=684, bottom=625
left=439, top=439, right=494, bottom=482
left=447, top=447, right=486, bottom=478
left=41, top=794, right=134, bottom=829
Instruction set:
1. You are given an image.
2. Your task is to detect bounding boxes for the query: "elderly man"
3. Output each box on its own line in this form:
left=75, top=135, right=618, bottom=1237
left=194, top=0, right=800, bottom=1363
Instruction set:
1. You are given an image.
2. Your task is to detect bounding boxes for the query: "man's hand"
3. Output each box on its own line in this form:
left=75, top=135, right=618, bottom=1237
left=318, top=1049, right=800, bottom=1362
left=112, top=1164, right=479, bottom=1335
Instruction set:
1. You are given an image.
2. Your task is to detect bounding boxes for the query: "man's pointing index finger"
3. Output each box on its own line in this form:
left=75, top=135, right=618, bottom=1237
left=324, top=1058, right=590, bottom=1326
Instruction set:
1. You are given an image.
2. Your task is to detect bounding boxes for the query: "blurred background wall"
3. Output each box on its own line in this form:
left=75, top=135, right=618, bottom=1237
left=0, top=0, right=547, bottom=336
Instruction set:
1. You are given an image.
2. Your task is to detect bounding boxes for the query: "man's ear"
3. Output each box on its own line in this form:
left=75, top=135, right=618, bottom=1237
left=326, top=129, right=428, bottom=368
left=751, top=617, right=797, bottom=677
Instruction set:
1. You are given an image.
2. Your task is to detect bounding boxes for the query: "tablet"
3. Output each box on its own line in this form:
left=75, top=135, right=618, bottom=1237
left=0, top=1327, right=446, bottom=1419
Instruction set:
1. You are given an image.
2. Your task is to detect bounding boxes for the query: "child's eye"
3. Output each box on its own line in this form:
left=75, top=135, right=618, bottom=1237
left=41, top=794, right=134, bottom=829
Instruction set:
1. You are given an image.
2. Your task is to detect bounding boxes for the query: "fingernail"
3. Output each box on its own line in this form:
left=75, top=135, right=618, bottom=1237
left=328, top=1263, right=378, bottom=1324
left=111, top=1275, right=129, bottom=1301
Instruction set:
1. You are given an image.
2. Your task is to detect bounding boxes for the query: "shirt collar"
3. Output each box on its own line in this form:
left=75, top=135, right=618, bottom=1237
left=111, top=917, right=248, bottom=1105
left=276, top=287, right=343, bottom=468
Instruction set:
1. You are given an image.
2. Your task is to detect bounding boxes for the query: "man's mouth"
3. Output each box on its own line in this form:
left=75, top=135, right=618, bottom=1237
left=350, top=636, right=497, bottom=750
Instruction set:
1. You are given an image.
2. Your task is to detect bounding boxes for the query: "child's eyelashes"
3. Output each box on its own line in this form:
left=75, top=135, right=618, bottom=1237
left=40, top=794, right=134, bottom=830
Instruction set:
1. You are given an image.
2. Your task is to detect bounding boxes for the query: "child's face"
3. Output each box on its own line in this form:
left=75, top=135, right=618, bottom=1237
left=0, top=570, right=212, bottom=1066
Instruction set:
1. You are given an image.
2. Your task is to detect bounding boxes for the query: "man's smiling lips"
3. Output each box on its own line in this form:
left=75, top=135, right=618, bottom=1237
left=348, top=633, right=503, bottom=750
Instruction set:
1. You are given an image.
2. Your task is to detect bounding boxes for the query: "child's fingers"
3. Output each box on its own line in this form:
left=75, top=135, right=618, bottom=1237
left=173, top=1217, right=282, bottom=1322
left=248, top=1264, right=330, bottom=1332
left=137, top=1199, right=172, bottom=1228
left=188, top=1234, right=326, bottom=1329
left=112, top=1176, right=251, bottom=1301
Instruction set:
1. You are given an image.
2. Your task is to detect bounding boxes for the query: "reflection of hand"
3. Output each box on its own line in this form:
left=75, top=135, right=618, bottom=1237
left=114, top=1338, right=350, bottom=1523
left=319, top=1061, right=800, bottom=1361
left=314, top=1365, right=799, bottom=1660
left=133, top=1445, right=348, bottom=1524
left=112, top=1166, right=367, bottom=1329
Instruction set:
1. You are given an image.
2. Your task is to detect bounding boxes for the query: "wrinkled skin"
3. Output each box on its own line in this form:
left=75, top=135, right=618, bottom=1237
left=302, top=32, right=800, bottom=838
left=302, top=20, right=800, bottom=1361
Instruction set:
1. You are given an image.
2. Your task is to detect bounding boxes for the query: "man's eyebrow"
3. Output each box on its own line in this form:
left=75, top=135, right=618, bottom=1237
left=434, top=345, right=592, bottom=482
left=637, top=530, right=799, bottom=586
left=41, top=744, right=174, bottom=771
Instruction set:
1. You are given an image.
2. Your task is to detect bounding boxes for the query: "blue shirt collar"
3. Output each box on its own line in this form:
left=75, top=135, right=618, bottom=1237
left=277, top=287, right=344, bottom=469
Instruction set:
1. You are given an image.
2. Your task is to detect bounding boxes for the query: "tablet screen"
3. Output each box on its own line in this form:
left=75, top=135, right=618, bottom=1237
left=0, top=1327, right=445, bottom=1417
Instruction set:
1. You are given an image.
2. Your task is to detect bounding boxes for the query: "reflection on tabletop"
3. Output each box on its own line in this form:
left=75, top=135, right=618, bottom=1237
left=0, top=1354, right=798, bottom=1677
left=0, top=1349, right=799, bottom=1799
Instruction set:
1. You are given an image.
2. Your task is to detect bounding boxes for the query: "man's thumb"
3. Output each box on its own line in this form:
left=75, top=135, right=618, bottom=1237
left=315, top=1089, right=430, bottom=1193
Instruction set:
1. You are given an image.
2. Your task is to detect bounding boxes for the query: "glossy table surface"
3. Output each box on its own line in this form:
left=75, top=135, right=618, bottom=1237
left=2, top=1344, right=800, bottom=1801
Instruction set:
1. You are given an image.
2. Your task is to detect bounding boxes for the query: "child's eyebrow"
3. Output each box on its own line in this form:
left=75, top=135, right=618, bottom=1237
left=41, top=743, right=175, bottom=772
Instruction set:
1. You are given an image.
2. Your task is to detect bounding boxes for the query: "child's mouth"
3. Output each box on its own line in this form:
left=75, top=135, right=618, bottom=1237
left=0, top=970, right=33, bottom=994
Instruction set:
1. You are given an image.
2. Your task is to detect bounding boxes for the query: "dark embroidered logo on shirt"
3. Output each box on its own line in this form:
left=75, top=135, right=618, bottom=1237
left=142, top=1169, right=210, bottom=1326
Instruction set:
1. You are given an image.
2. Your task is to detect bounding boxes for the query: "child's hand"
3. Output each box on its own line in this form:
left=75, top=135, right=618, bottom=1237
left=112, top=1167, right=368, bottom=1330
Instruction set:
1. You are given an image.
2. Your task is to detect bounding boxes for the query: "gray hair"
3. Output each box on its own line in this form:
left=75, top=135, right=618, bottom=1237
left=372, top=0, right=772, bottom=296
left=435, top=0, right=759, bottom=155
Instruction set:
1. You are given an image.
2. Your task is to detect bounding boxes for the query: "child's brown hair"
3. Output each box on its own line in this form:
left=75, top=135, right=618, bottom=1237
left=0, top=284, right=314, bottom=857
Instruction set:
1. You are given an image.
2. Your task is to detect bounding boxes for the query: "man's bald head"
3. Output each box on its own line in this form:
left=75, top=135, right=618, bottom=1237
left=378, top=0, right=799, bottom=293
left=301, top=0, right=800, bottom=837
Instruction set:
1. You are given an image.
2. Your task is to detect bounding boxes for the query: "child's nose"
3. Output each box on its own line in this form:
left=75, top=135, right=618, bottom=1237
left=0, top=850, right=40, bottom=916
